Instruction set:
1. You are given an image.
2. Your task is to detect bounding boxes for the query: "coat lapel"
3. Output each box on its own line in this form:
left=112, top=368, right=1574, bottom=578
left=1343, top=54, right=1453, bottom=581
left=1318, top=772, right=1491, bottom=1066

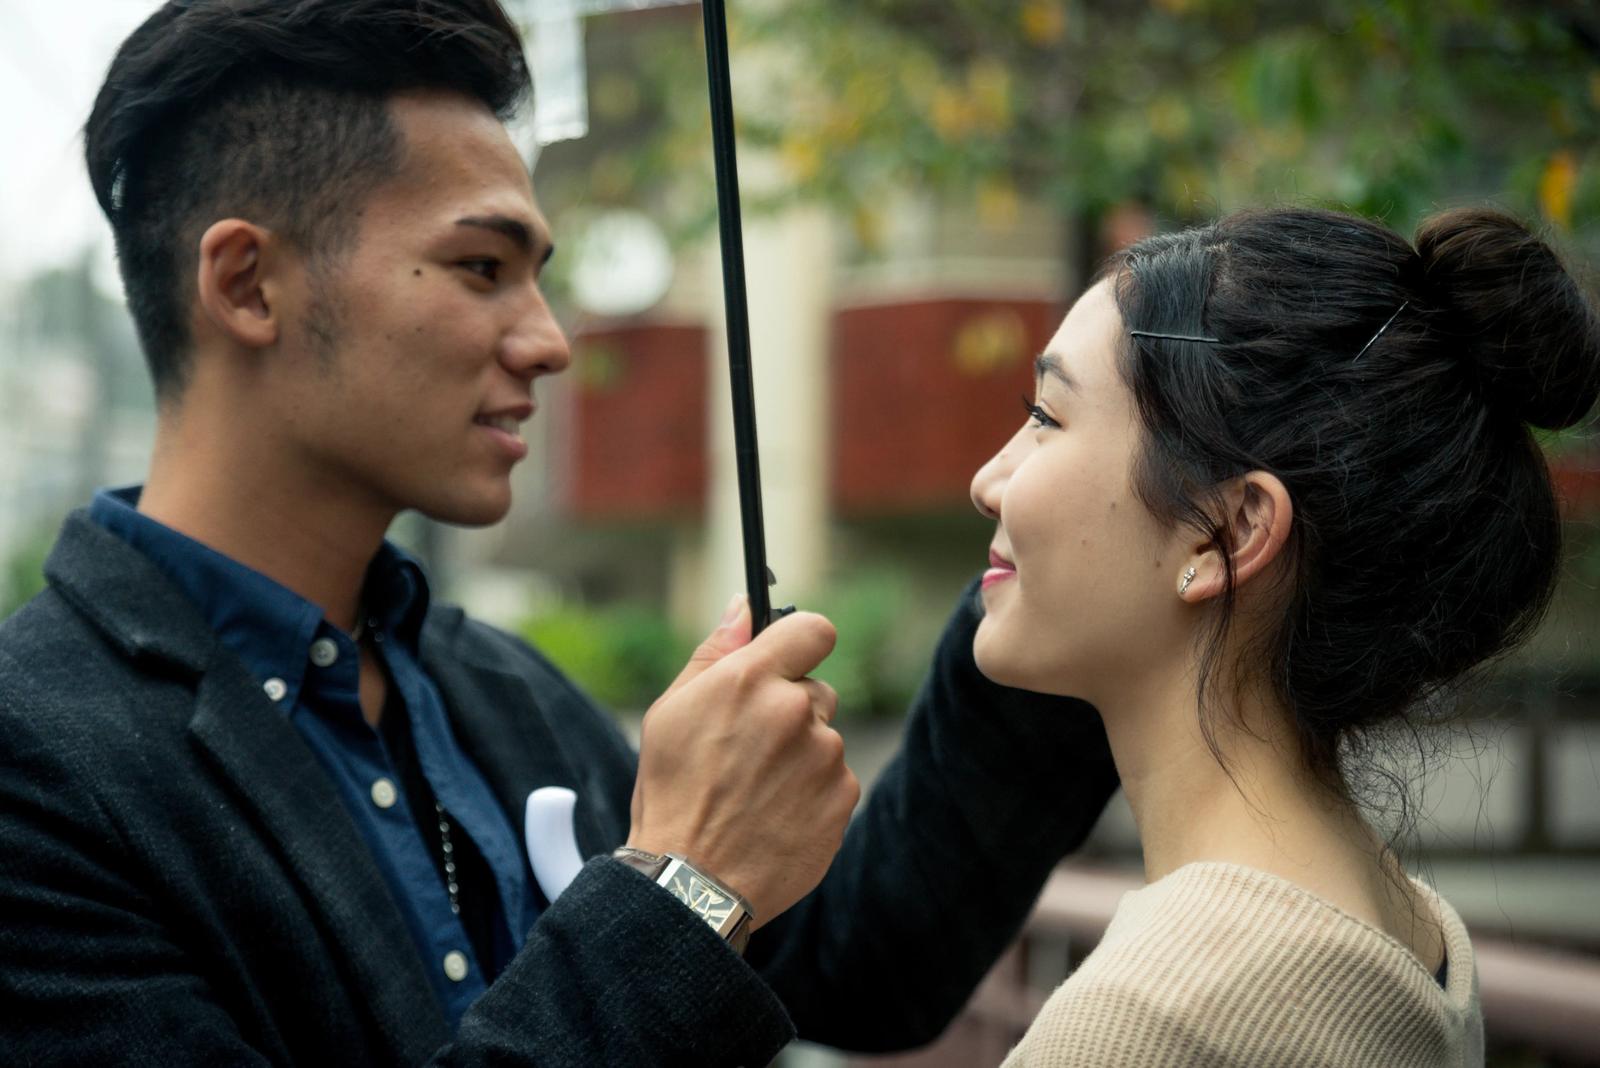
left=46, top=513, right=449, bottom=1061
left=422, top=612, right=612, bottom=862
left=186, top=649, right=449, bottom=1062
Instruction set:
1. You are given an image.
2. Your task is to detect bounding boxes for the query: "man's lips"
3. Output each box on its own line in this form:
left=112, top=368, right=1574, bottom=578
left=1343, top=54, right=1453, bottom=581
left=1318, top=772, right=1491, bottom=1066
left=982, top=548, right=1016, bottom=590
left=474, top=403, right=534, bottom=460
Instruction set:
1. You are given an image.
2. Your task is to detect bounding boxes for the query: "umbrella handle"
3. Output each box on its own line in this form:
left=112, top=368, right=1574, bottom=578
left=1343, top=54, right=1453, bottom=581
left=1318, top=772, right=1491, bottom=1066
left=700, top=0, right=793, bottom=634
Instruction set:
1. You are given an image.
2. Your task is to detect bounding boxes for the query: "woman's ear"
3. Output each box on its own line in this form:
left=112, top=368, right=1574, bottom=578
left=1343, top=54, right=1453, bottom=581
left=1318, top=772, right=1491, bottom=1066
left=1179, top=472, right=1293, bottom=603
left=195, top=219, right=279, bottom=351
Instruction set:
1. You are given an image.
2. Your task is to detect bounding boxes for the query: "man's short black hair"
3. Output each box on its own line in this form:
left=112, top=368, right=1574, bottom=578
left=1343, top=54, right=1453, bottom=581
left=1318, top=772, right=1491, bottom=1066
left=85, top=0, right=532, bottom=398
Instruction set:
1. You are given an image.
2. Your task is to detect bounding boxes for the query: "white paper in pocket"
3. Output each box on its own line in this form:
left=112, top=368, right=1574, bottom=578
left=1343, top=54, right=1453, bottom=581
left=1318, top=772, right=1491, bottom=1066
left=524, top=786, right=585, bottom=904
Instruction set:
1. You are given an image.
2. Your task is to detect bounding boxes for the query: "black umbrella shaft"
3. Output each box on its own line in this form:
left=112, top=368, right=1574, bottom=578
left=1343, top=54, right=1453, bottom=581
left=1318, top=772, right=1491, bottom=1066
left=701, top=0, right=775, bottom=634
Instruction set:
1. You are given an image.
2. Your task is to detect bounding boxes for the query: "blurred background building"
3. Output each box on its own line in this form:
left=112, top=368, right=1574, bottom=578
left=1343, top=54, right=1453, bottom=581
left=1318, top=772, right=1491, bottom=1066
left=2, top=0, right=1598, bottom=1063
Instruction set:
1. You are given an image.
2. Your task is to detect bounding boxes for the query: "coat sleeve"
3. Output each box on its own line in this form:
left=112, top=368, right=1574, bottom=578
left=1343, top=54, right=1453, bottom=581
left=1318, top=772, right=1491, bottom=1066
left=0, top=686, right=796, bottom=1068
left=440, top=859, right=796, bottom=1066
left=745, top=577, right=1121, bottom=1052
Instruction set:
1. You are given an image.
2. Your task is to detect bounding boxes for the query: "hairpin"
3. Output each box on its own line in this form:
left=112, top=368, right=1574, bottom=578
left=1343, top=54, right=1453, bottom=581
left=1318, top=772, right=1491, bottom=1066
left=1129, top=300, right=1410, bottom=362
left=1351, top=301, right=1410, bottom=362
left=1128, top=330, right=1221, bottom=344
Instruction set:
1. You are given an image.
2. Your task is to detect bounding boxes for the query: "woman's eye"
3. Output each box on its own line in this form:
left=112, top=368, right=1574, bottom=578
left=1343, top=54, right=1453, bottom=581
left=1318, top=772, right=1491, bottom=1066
left=461, top=258, right=501, bottom=282
left=1021, top=396, right=1060, bottom=430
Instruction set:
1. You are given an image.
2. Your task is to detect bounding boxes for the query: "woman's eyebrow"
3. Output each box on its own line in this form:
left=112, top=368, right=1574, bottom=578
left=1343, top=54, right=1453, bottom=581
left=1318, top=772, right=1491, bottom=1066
left=1035, top=352, right=1080, bottom=393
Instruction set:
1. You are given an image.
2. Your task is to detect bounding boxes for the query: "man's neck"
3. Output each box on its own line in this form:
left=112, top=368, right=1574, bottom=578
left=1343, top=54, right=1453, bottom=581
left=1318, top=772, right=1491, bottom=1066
left=138, top=418, right=396, bottom=633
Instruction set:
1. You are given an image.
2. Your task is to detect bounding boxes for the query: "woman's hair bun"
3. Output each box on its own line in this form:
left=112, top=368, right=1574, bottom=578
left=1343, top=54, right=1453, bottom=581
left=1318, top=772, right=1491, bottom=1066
left=1415, top=207, right=1600, bottom=430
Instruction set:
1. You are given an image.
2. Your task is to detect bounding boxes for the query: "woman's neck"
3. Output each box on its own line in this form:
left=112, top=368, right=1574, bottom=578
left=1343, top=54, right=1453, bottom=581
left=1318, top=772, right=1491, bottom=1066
left=1099, top=662, right=1443, bottom=969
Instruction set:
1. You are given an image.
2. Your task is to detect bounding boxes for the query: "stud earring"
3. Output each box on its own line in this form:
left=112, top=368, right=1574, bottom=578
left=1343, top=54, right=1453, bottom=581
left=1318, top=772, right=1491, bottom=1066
left=1178, top=566, right=1197, bottom=596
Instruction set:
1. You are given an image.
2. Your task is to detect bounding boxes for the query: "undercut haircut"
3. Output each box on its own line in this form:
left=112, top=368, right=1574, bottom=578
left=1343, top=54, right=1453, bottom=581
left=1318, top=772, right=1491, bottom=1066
left=85, top=0, right=532, bottom=398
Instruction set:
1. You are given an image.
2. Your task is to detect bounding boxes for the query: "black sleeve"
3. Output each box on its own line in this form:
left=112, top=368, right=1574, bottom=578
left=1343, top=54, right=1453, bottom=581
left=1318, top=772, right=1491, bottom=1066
left=746, top=577, right=1120, bottom=1052
left=440, top=859, right=795, bottom=1067
left=0, top=678, right=793, bottom=1068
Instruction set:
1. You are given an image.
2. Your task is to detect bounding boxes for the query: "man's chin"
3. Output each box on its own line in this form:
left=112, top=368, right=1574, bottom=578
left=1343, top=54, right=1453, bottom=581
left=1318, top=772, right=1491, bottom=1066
left=416, top=487, right=514, bottom=529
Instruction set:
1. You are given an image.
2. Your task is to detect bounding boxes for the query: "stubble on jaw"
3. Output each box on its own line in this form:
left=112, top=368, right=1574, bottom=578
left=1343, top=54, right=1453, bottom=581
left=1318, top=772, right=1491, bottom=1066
left=301, top=259, right=348, bottom=369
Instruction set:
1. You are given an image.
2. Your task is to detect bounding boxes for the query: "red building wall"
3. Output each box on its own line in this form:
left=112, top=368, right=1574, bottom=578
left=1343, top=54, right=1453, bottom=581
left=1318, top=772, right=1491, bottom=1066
left=566, top=322, right=708, bottom=521
left=830, top=297, right=1063, bottom=516
left=559, top=306, right=1600, bottom=527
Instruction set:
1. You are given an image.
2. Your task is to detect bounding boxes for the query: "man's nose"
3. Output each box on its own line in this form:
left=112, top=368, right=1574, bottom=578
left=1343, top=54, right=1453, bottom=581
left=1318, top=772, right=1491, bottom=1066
left=502, top=288, right=572, bottom=379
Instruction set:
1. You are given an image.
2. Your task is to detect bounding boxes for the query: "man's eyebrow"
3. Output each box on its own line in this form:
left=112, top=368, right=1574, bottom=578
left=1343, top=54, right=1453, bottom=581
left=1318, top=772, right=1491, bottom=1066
left=1034, top=352, right=1079, bottom=392
left=455, top=215, right=555, bottom=266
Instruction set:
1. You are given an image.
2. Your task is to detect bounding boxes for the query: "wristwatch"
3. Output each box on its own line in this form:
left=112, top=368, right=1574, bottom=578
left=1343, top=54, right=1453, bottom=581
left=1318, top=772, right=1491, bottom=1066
left=611, top=846, right=754, bottom=955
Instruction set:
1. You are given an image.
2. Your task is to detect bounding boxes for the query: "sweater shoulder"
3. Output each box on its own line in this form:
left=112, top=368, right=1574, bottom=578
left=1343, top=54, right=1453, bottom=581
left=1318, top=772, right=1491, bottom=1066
left=1003, top=865, right=1482, bottom=1068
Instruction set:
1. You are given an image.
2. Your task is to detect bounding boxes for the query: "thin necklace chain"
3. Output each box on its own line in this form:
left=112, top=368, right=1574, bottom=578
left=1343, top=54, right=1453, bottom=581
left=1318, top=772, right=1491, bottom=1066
left=435, top=801, right=460, bottom=914
left=353, top=606, right=454, bottom=915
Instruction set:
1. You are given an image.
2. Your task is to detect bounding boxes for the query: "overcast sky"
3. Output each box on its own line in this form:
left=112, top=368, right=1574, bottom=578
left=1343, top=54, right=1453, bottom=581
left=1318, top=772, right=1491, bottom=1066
left=0, top=0, right=161, bottom=289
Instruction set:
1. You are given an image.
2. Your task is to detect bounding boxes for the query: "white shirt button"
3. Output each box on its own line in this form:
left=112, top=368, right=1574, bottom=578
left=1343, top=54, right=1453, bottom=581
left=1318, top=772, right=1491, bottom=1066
left=442, top=951, right=469, bottom=982
left=370, top=778, right=398, bottom=809
left=263, top=678, right=288, bottom=702
left=309, top=638, right=339, bottom=668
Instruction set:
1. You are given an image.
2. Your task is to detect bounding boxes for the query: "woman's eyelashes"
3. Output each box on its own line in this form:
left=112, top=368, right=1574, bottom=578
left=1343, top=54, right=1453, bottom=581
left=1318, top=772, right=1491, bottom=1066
left=1021, top=396, right=1061, bottom=430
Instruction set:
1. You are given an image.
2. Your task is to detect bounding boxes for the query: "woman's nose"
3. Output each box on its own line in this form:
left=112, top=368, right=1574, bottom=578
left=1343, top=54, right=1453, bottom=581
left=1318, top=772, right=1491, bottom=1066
left=972, top=424, right=1029, bottom=519
left=970, top=446, right=1009, bottom=521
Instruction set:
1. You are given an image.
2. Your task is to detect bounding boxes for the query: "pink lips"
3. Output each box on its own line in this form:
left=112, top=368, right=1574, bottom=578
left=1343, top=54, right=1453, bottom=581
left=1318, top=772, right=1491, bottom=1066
left=982, top=548, right=1016, bottom=590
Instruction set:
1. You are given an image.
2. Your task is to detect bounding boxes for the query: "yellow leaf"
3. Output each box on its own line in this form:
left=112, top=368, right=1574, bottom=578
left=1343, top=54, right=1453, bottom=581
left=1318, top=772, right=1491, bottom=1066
left=977, top=178, right=1020, bottom=229
left=969, top=60, right=1013, bottom=126
left=843, top=73, right=890, bottom=119
left=931, top=85, right=977, bottom=138
left=1539, top=151, right=1577, bottom=229
left=781, top=134, right=824, bottom=182
left=851, top=204, right=884, bottom=251
left=1020, top=0, right=1066, bottom=47
left=953, top=310, right=1029, bottom=377
left=1147, top=95, right=1191, bottom=140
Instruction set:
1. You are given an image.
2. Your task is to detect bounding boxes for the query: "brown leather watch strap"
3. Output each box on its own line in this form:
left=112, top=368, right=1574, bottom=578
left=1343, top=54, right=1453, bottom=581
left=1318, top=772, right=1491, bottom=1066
left=610, top=846, right=670, bottom=881
left=723, top=910, right=752, bottom=955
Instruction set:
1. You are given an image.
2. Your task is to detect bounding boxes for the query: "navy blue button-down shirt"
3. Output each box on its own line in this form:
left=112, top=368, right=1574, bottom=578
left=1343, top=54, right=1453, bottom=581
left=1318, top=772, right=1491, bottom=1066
left=91, top=487, right=538, bottom=1030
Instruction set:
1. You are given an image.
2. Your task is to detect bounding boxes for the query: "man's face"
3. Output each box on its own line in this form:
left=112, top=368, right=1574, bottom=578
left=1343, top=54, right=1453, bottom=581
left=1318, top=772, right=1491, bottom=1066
left=267, top=90, right=569, bottom=528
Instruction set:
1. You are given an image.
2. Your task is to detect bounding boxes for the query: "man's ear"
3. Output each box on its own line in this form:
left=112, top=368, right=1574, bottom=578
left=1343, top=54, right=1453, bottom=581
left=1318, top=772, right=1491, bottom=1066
left=1179, top=472, right=1293, bottom=603
left=195, top=219, right=280, bottom=350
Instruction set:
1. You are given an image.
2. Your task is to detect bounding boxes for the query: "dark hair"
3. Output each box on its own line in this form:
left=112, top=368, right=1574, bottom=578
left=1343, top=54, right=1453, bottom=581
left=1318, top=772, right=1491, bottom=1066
left=85, top=0, right=531, bottom=397
left=1106, top=207, right=1600, bottom=794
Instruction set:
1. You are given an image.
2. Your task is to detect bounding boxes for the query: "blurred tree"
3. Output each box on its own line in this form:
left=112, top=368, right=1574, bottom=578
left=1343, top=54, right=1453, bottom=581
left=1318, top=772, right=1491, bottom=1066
left=558, top=0, right=1599, bottom=258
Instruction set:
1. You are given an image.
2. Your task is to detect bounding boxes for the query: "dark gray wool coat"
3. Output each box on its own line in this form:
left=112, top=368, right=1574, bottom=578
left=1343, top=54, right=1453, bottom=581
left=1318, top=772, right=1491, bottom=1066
left=0, top=512, right=1118, bottom=1066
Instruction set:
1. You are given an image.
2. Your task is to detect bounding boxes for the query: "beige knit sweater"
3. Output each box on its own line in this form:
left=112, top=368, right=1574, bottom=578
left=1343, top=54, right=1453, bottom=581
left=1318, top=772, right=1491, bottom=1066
left=1001, top=863, right=1484, bottom=1067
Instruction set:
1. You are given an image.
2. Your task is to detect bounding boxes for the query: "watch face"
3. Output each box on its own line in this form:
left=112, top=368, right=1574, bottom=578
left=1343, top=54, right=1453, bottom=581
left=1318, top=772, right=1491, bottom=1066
left=666, top=869, right=738, bottom=928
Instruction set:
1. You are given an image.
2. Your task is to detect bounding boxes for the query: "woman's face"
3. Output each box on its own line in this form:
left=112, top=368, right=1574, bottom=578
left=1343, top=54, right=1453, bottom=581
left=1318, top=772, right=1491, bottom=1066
left=969, top=279, right=1193, bottom=704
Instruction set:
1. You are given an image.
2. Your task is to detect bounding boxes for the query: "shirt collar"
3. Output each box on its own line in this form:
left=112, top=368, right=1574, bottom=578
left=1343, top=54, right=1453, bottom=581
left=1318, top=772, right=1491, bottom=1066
left=89, top=486, right=432, bottom=708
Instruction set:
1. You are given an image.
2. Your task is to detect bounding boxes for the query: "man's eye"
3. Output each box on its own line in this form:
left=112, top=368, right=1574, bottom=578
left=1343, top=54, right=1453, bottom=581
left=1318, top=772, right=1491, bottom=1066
left=461, top=258, right=501, bottom=282
left=1021, top=396, right=1060, bottom=430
